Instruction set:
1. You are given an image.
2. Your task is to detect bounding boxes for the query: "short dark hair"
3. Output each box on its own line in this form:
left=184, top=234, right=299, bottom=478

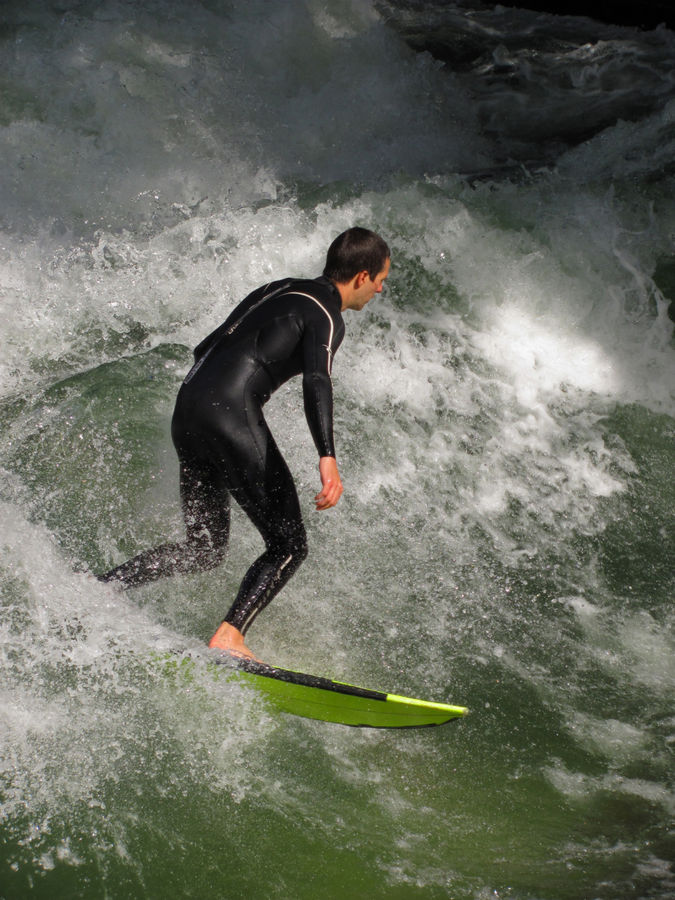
left=323, top=227, right=390, bottom=283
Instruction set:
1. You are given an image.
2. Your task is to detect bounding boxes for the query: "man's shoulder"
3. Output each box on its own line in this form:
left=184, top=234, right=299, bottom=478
left=281, top=277, right=342, bottom=313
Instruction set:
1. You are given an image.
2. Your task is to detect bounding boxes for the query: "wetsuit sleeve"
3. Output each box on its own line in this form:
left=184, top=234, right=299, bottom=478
left=301, top=312, right=343, bottom=458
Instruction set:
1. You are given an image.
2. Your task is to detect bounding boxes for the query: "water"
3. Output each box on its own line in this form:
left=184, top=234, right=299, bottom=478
left=1, top=1, right=673, bottom=897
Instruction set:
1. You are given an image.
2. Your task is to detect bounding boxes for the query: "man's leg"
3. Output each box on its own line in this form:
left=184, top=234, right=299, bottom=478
left=209, top=423, right=308, bottom=654
left=99, top=459, right=230, bottom=587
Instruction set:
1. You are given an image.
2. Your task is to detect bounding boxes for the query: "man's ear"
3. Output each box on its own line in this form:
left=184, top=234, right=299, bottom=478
left=354, top=269, right=370, bottom=287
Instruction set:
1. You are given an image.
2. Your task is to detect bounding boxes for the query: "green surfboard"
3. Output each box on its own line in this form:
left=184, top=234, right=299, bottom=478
left=222, top=657, right=468, bottom=728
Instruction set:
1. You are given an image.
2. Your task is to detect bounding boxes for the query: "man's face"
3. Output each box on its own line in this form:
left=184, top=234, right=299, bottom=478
left=351, top=257, right=390, bottom=310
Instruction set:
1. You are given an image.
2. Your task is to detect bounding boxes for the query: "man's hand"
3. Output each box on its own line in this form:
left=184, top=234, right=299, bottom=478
left=315, top=456, right=343, bottom=510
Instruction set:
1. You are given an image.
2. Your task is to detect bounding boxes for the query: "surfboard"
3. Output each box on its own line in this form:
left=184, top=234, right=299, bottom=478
left=221, top=657, right=468, bottom=728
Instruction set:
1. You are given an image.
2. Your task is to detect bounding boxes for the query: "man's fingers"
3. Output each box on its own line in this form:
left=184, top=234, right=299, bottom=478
left=315, top=478, right=343, bottom=510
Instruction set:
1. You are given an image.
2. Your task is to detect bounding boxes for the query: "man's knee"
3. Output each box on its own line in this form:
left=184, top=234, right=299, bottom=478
left=188, top=530, right=227, bottom=572
left=288, top=528, right=308, bottom=563
left=273, top=528, right=307, bottom=568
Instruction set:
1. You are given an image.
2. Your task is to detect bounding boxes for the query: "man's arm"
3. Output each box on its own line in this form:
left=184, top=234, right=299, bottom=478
left=301, top=305, right=342, bottom=458
left=300, top=302, right=345, bottom=508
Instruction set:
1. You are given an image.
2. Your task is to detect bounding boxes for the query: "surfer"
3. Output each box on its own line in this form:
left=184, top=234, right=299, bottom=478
left=99, top=227, right=390, bottom=660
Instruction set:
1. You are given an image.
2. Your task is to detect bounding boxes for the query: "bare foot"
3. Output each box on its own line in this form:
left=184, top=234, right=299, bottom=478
left=208, top=622, right=260, bottom=662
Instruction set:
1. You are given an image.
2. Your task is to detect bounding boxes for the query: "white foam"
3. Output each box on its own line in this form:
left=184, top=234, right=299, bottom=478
left=566, top=712, right=648, bottom=763
left=546, top=762, right=675, bottom=816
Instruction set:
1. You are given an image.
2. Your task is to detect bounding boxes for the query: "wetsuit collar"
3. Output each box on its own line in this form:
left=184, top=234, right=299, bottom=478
left=314, top=275, right=342, bottom=307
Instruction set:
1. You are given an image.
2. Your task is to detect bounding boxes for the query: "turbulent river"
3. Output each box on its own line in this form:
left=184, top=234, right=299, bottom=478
left=1, top=1, right=674, bottom=898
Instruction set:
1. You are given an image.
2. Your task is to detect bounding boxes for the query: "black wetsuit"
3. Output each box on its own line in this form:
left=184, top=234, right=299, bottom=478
left=100, top=275, right=345, bottom=634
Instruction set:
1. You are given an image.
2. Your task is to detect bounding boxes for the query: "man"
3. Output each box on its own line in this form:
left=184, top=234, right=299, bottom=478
left=99, top=227, right=390, bottom=659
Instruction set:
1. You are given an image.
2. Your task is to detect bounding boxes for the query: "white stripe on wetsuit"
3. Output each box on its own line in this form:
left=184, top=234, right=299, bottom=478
left=282, top=290, right=335, bottom=374
left=240, top=553, right=293, bottom=634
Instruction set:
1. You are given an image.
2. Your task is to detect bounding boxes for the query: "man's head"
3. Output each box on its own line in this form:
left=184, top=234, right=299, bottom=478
left=324, top=227, right=390, bottom=283
left=324, top=227, right=391, bottom=311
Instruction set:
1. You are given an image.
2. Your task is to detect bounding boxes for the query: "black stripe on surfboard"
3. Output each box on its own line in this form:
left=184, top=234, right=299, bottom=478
left=223, top=657, right=388, bottom=702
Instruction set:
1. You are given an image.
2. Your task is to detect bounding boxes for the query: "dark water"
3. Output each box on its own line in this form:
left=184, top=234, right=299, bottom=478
left=1, top=1, right=673, bottom=898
